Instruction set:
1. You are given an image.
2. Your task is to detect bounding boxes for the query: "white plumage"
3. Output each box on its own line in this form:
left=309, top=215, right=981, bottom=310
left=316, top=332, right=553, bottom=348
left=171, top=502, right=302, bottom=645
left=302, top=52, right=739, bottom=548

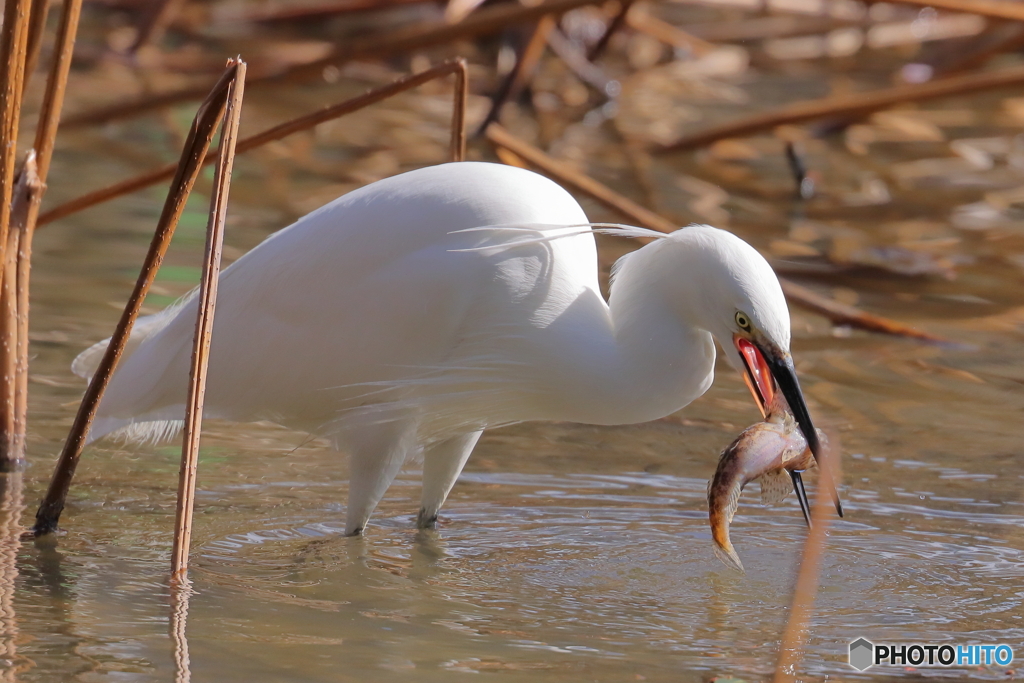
left=76, top=161, right=802, bottom=535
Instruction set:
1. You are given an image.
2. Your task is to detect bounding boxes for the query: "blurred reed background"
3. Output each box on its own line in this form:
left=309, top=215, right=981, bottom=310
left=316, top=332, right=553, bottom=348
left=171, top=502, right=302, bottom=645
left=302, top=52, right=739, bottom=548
left=0, top=0, right=1023, bottom=681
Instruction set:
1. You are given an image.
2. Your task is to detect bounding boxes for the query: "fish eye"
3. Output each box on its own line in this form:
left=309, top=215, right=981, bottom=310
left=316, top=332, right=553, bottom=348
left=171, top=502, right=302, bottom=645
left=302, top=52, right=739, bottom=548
left=735, top=311, right=751, bottom=330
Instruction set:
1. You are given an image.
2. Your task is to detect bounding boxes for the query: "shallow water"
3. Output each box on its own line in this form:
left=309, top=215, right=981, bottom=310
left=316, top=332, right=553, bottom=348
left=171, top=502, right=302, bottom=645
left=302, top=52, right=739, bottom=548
left=6, top=5, right=1024, bottom=681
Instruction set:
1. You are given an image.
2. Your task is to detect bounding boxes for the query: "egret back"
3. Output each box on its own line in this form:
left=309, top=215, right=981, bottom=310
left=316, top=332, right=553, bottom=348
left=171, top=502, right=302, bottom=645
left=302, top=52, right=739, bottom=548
left=79, top=162, right=599, bottom=443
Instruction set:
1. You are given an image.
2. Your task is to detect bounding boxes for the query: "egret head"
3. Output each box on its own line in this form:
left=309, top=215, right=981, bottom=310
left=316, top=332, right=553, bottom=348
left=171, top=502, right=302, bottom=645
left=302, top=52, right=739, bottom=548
left=661, top=225, right=842, bottom=521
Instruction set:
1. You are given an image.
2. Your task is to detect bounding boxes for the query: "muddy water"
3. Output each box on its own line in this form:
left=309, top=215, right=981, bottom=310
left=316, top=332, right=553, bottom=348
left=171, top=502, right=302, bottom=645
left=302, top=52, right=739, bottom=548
left=4, top=48, right=1024, bottom=683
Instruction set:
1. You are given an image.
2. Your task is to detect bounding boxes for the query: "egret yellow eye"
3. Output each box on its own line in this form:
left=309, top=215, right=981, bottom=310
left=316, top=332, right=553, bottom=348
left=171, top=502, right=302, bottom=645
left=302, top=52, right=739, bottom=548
left=735, top=311, right=751, bottom=330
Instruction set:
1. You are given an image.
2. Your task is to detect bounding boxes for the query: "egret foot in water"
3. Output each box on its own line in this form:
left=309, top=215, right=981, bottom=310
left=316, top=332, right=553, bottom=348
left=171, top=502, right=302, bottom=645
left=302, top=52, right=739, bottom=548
left=417, top=509, right=438, bottom=529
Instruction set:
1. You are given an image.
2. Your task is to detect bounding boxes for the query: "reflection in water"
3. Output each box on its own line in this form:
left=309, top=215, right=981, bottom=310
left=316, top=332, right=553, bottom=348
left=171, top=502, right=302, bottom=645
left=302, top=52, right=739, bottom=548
left=0, top=473, right=22, bottom=682
left=170, top=579, right=192, bottom=683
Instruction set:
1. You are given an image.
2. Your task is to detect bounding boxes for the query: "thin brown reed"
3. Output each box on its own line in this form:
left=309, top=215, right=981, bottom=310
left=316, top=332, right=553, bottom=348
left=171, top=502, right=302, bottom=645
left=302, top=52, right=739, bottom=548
left=129, top=0, right=187, bottom=52
left=171, top=58, right=246, bottom=578
left=485, top=123, right=947, bottom=343
left=31, top=64, right=238, bottom=537
left=61, top=0, right=603, bottom=129
left=0, top=0, right=33, bottom=327
left=170, top=577, right=192, bottom=683
left=587, top=0, right=633, bottom=61
left=0, top=156, right=41, bottom=467
left=243, top=0, right=429, bottom=23
left=487, top=122, right=680, bottom=235
left=22, top=0, right=51, bottom=91
left=660, top=63, right=1024, bottom=154
left=450, top=60, right=468, bottom=162
left=0, top=206, right=18, bottom=464
left=39, top=59, right=469, bottom=226
left=779, top=280, right=946, bottom=344
left=0, top=0, right=34, bottom=469
left=478, top=15, right=555, bottom=135
left=0, top=0, right=86, bottom=465
left=626, top=8, right=716, bottom=57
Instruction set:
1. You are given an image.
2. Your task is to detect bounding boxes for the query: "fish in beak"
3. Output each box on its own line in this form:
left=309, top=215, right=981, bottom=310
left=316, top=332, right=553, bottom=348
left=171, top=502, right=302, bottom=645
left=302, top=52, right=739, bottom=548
left=733, top=335, right=844, bottom=524
left=707, top=409, right=817, bottom=571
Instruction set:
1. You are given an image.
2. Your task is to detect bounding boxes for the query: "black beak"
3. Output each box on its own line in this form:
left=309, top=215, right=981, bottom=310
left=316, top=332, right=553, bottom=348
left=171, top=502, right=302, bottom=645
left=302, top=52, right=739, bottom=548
left=759, top=345, right=844, bottom=523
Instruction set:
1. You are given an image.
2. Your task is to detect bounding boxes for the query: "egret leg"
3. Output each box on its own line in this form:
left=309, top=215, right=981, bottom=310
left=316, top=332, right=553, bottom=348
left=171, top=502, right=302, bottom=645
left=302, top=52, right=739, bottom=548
left=344, top=420, right=417, bottom=536
left=417, top=430, right=482, bottom=528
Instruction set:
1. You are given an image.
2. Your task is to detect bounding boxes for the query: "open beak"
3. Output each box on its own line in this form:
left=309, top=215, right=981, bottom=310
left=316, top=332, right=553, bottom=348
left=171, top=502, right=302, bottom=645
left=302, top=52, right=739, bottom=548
left=734, top=336, right=844, bottom=526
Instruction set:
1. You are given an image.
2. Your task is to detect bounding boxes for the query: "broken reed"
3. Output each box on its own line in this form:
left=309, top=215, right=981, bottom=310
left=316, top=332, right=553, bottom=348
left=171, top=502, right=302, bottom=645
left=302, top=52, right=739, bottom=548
left=172, top=59, right=246, bottom=578
left=32, top=63, right=239, bottom=537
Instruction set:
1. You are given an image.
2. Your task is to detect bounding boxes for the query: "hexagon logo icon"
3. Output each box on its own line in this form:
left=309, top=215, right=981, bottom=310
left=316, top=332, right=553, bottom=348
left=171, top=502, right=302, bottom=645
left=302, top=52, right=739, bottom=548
left=849, top=638, right=874, bottom=671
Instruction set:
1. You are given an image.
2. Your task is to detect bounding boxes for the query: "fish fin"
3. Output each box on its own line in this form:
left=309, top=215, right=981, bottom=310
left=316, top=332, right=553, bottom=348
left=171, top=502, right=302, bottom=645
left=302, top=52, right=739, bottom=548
left=708, top=474, right=744, bottom=572
left=757, top=469, right=791, bottom=506
left=713, top=544, right=745, bottom=572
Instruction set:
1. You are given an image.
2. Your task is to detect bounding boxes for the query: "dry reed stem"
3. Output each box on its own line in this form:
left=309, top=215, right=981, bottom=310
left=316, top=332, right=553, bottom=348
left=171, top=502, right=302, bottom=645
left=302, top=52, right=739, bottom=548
left=478, top=15, right=555, bottom=135
left=23, top=0, right=51, bottom=91
left=486, top=123, right=947, bottom=342
left=0, top=0, right=34, bottom=296
left=936, top=22, right=1024, bottom=78
left=171, top=59, right=246, bottom=578
left=129, top=0, right=188, bottom=52
left=0, top=0, right=85, bottom=466
left=625, top=8, right=716, bottom=57
left=0, top=0, right=34, bottom=470
left=31, top=64, right=238, bottom=537
left=32, top=0, right=85, bottom=185
left=61, top=0, right=604, bottom=129
left=445, top=0, right=488, bottom=25
left=0, top=155, right=41, bottom=467
left=587, top=0, right=633, bottom=61
left=243, top=0, right=429, bottom=23
left=487, top=122, right=680, bottom=234
left=0, top=219, right=17, bottom=463
left=772, top=434, right=843, bottom=683
left=660, top=63, right=1024, bottom=153
left=40, top=59, right=470, bottom=225
left=493, top=145, right=531, bottom=169
left=13, top=184, right=37, bottom=455
left=883, top=0, right=1024, bottom=21
left=779, top=280, right=946, bottom=343
left=688, top=14, right=859, bottom=44
left=546, top=30, right=610, bottom=92
left=450, top=59, right=467, bottom=162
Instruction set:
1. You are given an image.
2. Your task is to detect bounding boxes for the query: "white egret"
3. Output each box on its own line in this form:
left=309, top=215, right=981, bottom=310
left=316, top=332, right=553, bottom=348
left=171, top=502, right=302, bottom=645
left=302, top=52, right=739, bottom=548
left=75, top=161, right=836, bottom=535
